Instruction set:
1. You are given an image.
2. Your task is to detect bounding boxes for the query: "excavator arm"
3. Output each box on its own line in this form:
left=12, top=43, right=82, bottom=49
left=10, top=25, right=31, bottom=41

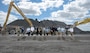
left=12, top=2, right=33, bottom=27
left=74, top=18, right=90, bottom=26
left=2, top=1, right=33, bottom=30
left=2, top=1, right=13, bottom=30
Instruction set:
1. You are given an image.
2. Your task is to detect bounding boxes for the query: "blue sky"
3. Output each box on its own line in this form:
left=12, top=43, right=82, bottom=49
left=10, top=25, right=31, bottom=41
left=0, top=0, right=90, bottom=31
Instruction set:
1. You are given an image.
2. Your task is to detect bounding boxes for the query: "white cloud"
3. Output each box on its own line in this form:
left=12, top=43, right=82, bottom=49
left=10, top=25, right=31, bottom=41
left=17, top=0, right=64, bottom=15
left=0, top=11, right=18, bottom=26
left=77, top=0, right=90, bottom=10
left=49, top=0, right=90, bottom=21
left=2, top=0, right=64, bottom=16
left=2, top=0, right=29, bottom=5
left=2, top=0, right=11, bottom=5
left=47, top=0, right=90, bottom=31
left=41, top=0, right=64, bottom=8
left=49, top=0, right=90, bottom=22
left=20, top=0, right=30, bottom=2
left=47, top=10, right=76, bottom=24
left=17, top=2, right=42, bottom=16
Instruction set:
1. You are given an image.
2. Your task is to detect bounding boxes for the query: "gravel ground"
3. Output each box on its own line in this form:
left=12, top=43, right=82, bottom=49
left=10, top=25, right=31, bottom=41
left=0, top=34, right=90, bottom=53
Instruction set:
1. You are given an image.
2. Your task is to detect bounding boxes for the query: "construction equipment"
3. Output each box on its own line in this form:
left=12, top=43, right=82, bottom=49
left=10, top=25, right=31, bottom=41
left=2, top=1, right=33, bottom=31
left=74, top=18, right=90, bottom=26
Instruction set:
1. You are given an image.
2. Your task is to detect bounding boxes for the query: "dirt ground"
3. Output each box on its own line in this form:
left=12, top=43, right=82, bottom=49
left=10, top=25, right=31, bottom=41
left=0, top=34, right=90, bottom=53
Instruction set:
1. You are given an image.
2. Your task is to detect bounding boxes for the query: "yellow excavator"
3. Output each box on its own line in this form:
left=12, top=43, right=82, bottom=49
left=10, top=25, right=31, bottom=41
left=2, top=1, right=33, bottom=31
left=74, top=18, right=90, bottom=26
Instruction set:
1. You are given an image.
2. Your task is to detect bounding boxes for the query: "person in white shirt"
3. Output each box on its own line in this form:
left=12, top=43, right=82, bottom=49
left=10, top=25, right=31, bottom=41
left=57, top=27, right=61, bottom=35
left=60, top=27, right=65, bottom=40
left=26, top=27, right=31, bottom=36
left=68, top=27, right=74, bottom=36
left=45, top=28, right=50, bottom=36
left=68, top=25, right=74, bottom=40
left=30, top=27, right=35, bottom=35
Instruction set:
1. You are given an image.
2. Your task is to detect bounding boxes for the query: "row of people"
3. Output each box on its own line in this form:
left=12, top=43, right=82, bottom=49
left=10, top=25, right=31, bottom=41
left=7, top=26, right=74, bottom=38
left=24, top=26, right=74, bottom=36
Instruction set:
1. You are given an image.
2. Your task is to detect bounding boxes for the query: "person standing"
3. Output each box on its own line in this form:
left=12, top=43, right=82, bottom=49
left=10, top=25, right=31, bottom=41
left=60, top=27, right=65, bottom=40
left=65, top=25, right=69, bottom=36
left=20, top=27, right=25, bottom=35
left=30, top=27, right=35, bottom=35
left=16, top=26, right=21, bottom=36
left=42, top=27, right=46, bottom=36
left=57, top=27, right=61, bottom=35
left=68, top=25, right=74, bottom=40
left=26, top=27, right=31, bottom=36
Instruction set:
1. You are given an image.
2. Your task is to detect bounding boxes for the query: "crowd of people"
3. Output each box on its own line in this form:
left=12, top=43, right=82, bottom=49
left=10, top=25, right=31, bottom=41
left=0, top=25, right=74, bottom=40
left=12, top=25, right=74, bottom=39
left=0, top=25, right=74, bottom=37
